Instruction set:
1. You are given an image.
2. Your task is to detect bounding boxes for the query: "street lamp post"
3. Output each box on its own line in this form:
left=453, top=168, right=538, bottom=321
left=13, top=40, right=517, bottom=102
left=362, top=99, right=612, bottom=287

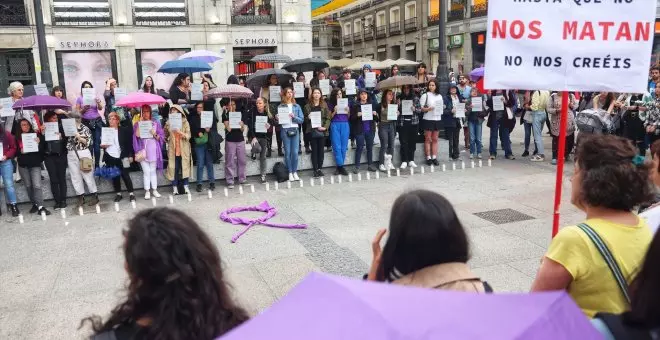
left=33, top=0, right=53, bottom=87
left=435, top=0, right=449, bottom=95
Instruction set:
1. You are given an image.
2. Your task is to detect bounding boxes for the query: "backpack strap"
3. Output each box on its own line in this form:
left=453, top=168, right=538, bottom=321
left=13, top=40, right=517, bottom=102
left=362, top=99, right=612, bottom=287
left=576, top=223, right=631, bottom=304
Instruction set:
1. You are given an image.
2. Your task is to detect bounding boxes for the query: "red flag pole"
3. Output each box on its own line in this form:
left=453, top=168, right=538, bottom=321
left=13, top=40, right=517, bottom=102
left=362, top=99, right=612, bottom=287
left=552, top=91, right=570, bottom=237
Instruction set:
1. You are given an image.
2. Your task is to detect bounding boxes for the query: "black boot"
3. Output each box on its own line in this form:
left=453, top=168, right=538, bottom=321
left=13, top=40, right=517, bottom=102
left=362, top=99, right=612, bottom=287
left=87, top=193, right=100, bottom=206
left=10, top=204, right=19, bottom=217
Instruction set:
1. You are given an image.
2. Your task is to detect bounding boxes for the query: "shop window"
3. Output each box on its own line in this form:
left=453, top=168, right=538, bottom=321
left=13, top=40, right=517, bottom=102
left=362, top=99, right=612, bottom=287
left=52, top=0, right=111, bottom=26
left=232, top=0, right=275, bottom=25
left=133, top=0, right=187, bottom=26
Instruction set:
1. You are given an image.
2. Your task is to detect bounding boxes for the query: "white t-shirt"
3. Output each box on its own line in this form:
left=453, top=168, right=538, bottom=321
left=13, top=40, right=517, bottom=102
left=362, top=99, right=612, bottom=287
left=421, top=92, right=444, bottom=121
left=640, top=205, right=660, bottom=234
left=106, top=128, right=121, bottom=158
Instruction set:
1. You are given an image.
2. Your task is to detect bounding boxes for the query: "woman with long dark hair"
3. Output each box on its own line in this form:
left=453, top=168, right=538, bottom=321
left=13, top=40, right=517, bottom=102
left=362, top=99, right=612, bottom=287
left=169, top=73, right=191, bottom=105
left=41, top=111, right=68, bottom=210
left=445, top=85, right=462, bottom=161
left=15, top=118, right=50, bottom=216
left=248, top=97, right=273, bottom=183
left=350, top=89, right=379, bottom=173
left=261, top=74, right=283, bottom=157
left=279, top=87, right=305, bottom=181
left=304, top=87, right=330, bottom=177
left=397, top=85, right=421, bottom=169
left=0, top=123, right=19, bottom=217
left=420, top=80, right=443, bottom=166
left=328, top=88, right=350, bottom=175
left=81, top=207, right=249, bottom=339
left=101, top=111, right=135, bottom=202
left=377, top=89, right=398, bottom=172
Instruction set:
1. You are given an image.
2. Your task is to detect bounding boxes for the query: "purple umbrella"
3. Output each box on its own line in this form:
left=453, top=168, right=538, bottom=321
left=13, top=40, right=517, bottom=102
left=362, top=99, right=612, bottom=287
left=12, top=95, right=71, bottom=111
left=221, top=273, right=600, bottom=340
left=470, top=67, right=485, bottom=81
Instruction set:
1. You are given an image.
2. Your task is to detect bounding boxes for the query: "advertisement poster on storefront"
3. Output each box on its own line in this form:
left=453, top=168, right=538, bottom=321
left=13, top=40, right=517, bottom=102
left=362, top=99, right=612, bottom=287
left=138, top=50, right=189, bottom=91
left=58, top=51, right=116, bottom=103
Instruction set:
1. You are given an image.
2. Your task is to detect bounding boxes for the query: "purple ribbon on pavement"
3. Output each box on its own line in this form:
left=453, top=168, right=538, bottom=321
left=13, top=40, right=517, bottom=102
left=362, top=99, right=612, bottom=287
left=220, top=201, right=307, bottom=243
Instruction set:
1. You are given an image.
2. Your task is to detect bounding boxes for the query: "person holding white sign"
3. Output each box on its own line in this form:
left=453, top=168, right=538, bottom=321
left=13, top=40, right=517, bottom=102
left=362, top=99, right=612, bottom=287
left=41, top=112, right=68, bottom=210
left=420, top=80, right=443, bottom=166
left=397, top=85, right=421, bottom=169
left=303, top=88, right=330, bottom=178
left=248, top=97, right=273, bottom=183
left=350, top=89, right=379, bottom=173
left=103, top=78, right=119, bottom=122
left=223, top=100, right=249, bottom=188
left=377, top=89, right=399, bottom=172
left=0, top=127, right=20, bottom=217
left=279, top=87, right=305, bottom=182
left=261, top=75, right=284, bottom=157
left=15, top=119, right=50, bottom=216
left=101, top=112, right=136, bottom=203
left=65, top=111, right=100, bottom=209
left=328, top=89, right=351, bottom=175
left=164, top=105, right=192, bottom=195
left=466, top=88, right=488, bottom=160
left=189, top=102, right=218, bottom=192
left=132, top=106, right=165, bottom=200
left=486, top=90, right=516, bottom=161
left=445, top=85, right=463, bottom=161
left=75, top=81, right=104, bottom=168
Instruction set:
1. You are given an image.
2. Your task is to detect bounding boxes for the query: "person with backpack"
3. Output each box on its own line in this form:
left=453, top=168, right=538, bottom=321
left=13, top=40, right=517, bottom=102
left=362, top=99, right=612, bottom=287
left=529, top=90, right=550, bottom=162
left=366, top=190, right=491, bottom=293
left=546, top=92, right=577, bottom=165
left=531, top=134, right=653, bottom=317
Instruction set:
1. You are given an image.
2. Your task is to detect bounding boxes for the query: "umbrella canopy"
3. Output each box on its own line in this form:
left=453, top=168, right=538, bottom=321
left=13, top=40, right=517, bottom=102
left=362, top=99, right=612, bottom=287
left=282, top=57, right=329, bottom=73
left=221, top=273, right=601, bottom=340
left=114, top=92, right=166, bottom=108
left=395, top=58, right=420, bottom=66
left=327, top=57, right=371, bottom=69
left=12, top=95, right=71, bottom=111
left=177, top=50, right=223, bottom=63
left=251, top=53, right=293, bottom=63
left=470, top=67, right=485, bottom=81
left=246, top=68, right=294, bottom=88
left=347, top=60, right=389, bottom=71
left=158, top=59, right=212, bottom=74
left=375, top=76, right=421, bottom=90
left=206, top=85, right=254, bottom=99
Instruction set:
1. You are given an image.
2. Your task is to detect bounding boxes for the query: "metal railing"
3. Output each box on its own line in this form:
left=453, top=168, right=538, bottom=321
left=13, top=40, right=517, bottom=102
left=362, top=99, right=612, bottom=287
left=376, top=25, right=386, bottom=38
left=364, top=27, right=373, bottom=41
left=52, top=0, right=112, bottom=26
left=471, top=1, right=488, bottom=17
left=427, top=13, right=439, bottom=26
left=343, top=35, right=352, bottom=44
left=133, top=0, right=187, bottom=26
left=389, top=21, right=401, bottom=35
left=353, top=32, right=362, bottom=42
left=404, top=17, right=416, bottom=32
left=447, top=8, right=464, bottom=22
left=0, top=1, right=28, bottom=26
left=232, top=14, right=275, bottom=25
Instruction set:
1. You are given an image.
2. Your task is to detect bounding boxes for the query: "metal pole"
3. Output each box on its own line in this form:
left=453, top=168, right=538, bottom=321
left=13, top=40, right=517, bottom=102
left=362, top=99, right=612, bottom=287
left=551, top=92, right=570, bottom=238
left=435, top=0, right=449, bottom=95
left=33, top=0, right=52, bottom=87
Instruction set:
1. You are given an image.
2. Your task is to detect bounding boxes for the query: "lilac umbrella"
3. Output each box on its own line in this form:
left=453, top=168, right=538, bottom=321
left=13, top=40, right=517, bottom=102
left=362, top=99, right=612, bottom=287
left=12, top=95, right=71, bottom=111
left=470, top=66, right=485, bottom=81
left=115, top=92, right=166, bottom=108
left=221, top=273, right=601, bottom=340
left=206, top=85, right=254, bottom=99
left=178, top=50, right=223, bottom=63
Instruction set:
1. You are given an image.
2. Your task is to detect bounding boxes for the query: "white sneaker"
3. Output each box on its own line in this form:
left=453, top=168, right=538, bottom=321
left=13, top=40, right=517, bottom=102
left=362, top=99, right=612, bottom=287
left=183, top=185, right=190, bottom=194
left=293, top=172, right=300, bottom=181
left=152, top=190, right=162, bottom=198
left=408, top=161, right=417, bottom=168
left=477, top=154, right=483, bottom=159
left=400, top=162, right=408, bottom=169
left=172, top=186, right=179, bottom=195
left=469, top=154, right=474, bottom=159
left=289, top=173, right=294, bottom=182
left=379, top=164, right=387, bottom=171
left=388, top=162, right=395, bottom=170
left=144, top=191, right=151, bottom=200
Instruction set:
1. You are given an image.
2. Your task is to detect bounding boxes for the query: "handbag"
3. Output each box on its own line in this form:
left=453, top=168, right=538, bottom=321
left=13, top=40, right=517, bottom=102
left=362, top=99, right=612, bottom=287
left=576, top=223, right=631, bottom=304
left=286, top=129, right=297, bottom=137
left=134, top=149, right=146, bottom=163
left=74, top=148, right=93, bottom=173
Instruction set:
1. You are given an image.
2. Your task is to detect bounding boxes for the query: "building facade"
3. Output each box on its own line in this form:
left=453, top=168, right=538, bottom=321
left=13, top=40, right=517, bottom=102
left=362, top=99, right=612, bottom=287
left=312, top=15, right=342, bottom=60
left=0, top=0, right=311, bottom=101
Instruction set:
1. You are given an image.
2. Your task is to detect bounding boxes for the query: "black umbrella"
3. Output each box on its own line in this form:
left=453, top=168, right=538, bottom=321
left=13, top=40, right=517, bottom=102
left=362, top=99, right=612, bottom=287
left=246, top=68, right=294, bottom=88
left=282, top=57, right=330, bottom=73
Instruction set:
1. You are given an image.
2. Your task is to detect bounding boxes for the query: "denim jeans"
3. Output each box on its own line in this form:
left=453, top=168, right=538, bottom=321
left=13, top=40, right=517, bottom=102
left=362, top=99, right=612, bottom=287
left=0, top=159, right=17, bottom=204
left=171, top=156, right=189, bottom=186
left=531, top=110, right=546, bottom=155
left=195, top=144, right=215, bottom=184
left=281, top=128, right=300, bottom=172
left=90, top=124, right=102, bottom=168
left=489, top=118, right=513, bottom=157
left=355, top=130, right=375, bottom=166
left=523, top=122, right=534, bottom=152
left=468, top=120, right=483, bottom=155
left=378, top=122, right=396, bottom=164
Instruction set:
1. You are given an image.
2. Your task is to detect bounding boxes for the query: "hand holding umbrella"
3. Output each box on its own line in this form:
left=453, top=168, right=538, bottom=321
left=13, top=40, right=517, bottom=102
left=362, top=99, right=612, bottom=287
left=367, top=229, right=387, bottom=281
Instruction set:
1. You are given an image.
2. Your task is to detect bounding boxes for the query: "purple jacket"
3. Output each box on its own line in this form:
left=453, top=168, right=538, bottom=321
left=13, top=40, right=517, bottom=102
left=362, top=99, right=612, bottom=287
left=132, top=120, right=165, bottom=170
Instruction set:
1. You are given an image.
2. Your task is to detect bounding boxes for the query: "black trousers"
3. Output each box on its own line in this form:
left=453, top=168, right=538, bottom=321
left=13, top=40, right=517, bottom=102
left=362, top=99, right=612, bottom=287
left=103, top=153, right=134, bottom=193
left=551, top=134, right=575, bottom=160
left=399, top=122, right=418, bottom=163
left=267, top=126, right=282, bottom=151
left=445, top=126, right=460, bottom=159
left=44, top=154, right=67, bottom=204
left=310, top=136, right=325, bottom=171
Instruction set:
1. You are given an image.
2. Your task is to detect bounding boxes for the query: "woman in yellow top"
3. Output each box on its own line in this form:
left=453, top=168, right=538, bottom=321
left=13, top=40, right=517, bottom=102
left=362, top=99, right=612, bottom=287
left=531, top=134, right=654, bottom=317
left=164, top=104, right=192, bottom=195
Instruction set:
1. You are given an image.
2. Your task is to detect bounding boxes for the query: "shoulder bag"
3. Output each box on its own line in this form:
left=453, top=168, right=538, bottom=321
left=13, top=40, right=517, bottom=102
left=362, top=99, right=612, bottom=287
left=74, top=148, right=94, bottom=173
left=576, top=223, right=631, bottom=304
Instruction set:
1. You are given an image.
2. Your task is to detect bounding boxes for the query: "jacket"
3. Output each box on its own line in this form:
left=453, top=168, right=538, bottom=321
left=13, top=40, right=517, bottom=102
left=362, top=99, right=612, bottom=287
left=349, top=101, right=379, bottom=136
left=530, top=90, right=550, bottom=111
left=276, top=103, right=304, bottom=132
left=443, top=94, right=461, bottom=128
left=0, top=130, right=17, bottom=159
left=247, top=107, right=274, bottom=140
left=303, top=102, right=331, bottom=136
left=164, top=109, right=192, bottom=181
left=396, top=94, right=421, bottom=126
left=393, top=262, right=488, bottom=293
left=16, top=132, right=44, bottom=167
left=118, top=123, right=134, bottom=159
left=546, top=93, right=576, bottom=137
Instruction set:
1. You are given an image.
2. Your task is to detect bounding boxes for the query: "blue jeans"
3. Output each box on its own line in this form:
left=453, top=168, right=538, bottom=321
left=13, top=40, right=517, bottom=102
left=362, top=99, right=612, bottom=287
left=195, top=144, right=215, bottom=184
left=331, top=121, right=349, bottom=166
left=90, top=124, right=101, bottom=167
left=171, top=156, right=189, bottom=186
left=0, top=159, right=17, bottom=204
left=468, top=120, right=483, bottom=155
left=355, top=130, right=375, bottom=166
left=523, top=122, right=538, bottom=153
left=378, top=122, right=396, bottom=164
left=281, top=128, right=300, bottom=172
left=532, top=110, right=546, bottom=155
left=489, top=118, right=513, bottom=157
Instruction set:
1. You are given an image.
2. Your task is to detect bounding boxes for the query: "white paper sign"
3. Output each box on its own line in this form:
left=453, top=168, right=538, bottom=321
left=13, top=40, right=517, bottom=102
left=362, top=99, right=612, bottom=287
left=82, top=88, right=95, bottom=106
left=365, top=72, right=377, bottom=88
left=293, top=82, right=305, bottom=98
left=201, top=111, right=213, bottom=129
left=269, top=86, right=281, bottom=102
left=471, top=97, right=483, bottom=112
left=34, top=84, right=49, bottom=96
left=101, top=127, right=117, bottom=146
left=433, top=100, right=443, bottom=118
left=455, top=103, right=466, bottom=118
left=337, top=98, right=349, bottom=114
left=229, top=112, right=242, bottom=129
left=361, top=104, right=373, bottom=121
left=277, top=107, right=291, bottom=126
left=139, top=121, right=153, bottom=139
left=402, top=100, right=413, bottom=116
left=21, top=133, right=39, bottom=153
left=191, top=83, right=203, bottom=101
left=113, top=88, right=127, bottom=102
left=44, top=122, right=60, bottom=141
left=0, top=142, right=3, bottom=160
left=0, top=98, right=14, bottom=117
left=310, top=111, right=322, bottom=128
left=492, top=96, right=504, bottom=111
left=169, top=113, right=182, bottom=131
left=344, top=79, right=356, bottom=95
left=319, top=80, right=330, bottom=96
left=484, top=0, right=657, bottom=93
left=255, top=115, right=268, bottom=133
left=61, top=118, right=77, bottom=137
left=387, top=104, right=398, bottom=121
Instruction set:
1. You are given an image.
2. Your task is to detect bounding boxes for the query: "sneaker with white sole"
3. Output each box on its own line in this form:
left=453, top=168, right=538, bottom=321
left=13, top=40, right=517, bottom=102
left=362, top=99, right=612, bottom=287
left=379, top=164, right=387, bottom=171
left=152, top=190, right=162, bottom=198
left=144, top=191, right=151, bottom=200
left=289, top=173, right=294, bottom=182
left=530, top=155, right=545, bottom=162
left=477, top=154, right=483, bottom=159
left=293, top=172, right=300, bottom=181
left=183, top=185, right=190, bottom=194
left=172, top=186, right=179, bottom=195
left=400, top=162, right=408, bottom=169
left=469, top=154, right=474, bottom=159
left=408, top=161, right=417, bottom=168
